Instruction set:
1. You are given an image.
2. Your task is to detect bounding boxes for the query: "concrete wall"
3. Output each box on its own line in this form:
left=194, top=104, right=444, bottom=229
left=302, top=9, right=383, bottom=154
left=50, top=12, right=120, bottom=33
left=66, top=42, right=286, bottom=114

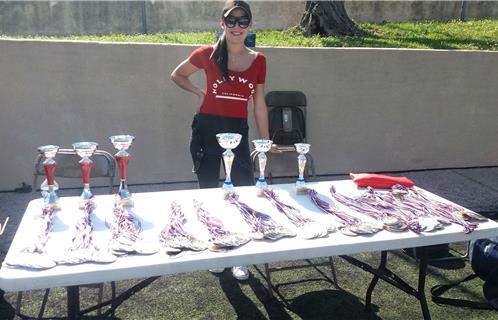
left=145, top=1, right=305, bottom=33
left=1, top=39, right=497, bottom=191
left=0, top=1, right=305, bottom=36
left=0, top=1, right=145, bottom=35
left=1, top=1, right=498, bottom=36
left=346, top=1, right=498, bottom=22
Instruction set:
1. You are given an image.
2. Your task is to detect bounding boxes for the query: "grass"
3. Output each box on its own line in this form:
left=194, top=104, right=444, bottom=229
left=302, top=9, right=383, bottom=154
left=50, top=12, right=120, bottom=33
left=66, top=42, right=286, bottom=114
left=2, top=19, right=498, bottom=51
left=2, top=245, right=498, bottom=319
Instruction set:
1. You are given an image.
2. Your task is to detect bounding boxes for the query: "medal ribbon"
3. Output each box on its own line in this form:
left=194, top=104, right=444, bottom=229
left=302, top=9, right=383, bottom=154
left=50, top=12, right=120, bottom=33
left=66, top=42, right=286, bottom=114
left=160, top=202, right=197, bottom=242
left=392, top=185, right=478, bottom=233
left=24, top=206, right=55, bottom=254
left=225, top=192, right=286, bottom=235
left=111, top=203, right=141, bottom=242
left=71, top=199, right=95, bottom=250
left=263, top=189, right=312, bottom=227
left=307, top=188, right=360, bottom=226
left=193, top=199, right=230, bottom=239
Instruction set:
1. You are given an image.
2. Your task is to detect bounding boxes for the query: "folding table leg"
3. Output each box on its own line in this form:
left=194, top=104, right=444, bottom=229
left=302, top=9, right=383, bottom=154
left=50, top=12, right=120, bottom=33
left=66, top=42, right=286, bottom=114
left=365, top=251, right=387, bottom=311
left=111, top=281, right=117, bottom=317
left=264, top=263, right=274, bottom=298
left=15, top=289, right=49, bottom=319
left=96, top=283, right=103, bottom=316
left=329, top=257, right=339, bottom=287
left=66, top=286, right=80, bottom=320
left=417, top=249, right=431, bottom=320
left=15, top=292, right=22, bottom=316
left=38, top=288, right=50, bottom=319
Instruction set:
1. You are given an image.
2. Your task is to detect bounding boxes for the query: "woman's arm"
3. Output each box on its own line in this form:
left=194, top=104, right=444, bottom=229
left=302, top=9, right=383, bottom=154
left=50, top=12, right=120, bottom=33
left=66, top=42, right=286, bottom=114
left=171, top=59, right=204, bottom=98
left=253, top=83, right=270, bottom=140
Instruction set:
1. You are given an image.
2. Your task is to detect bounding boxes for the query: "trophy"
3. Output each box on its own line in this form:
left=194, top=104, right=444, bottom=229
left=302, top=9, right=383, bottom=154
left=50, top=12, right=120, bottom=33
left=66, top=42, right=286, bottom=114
left=72, top=142, right=98, bottom=208
left=216, top=133, right=242, bottom=194
left=109, top=135, right=135, bottom=206
left=37, top=145, right=60, bottom=209
left=252, top=139, right=272, bottom=196
left=294, top=143, right=311, bottom=194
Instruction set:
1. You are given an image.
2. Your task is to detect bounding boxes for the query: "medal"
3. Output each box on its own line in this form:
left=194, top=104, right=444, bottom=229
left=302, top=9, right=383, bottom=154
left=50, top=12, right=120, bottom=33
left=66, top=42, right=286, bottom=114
left=339, top=225, right=358, bottom=237
left=384, top=221, right=408, bottom=232
left=456, top=210, right=488, bottom=222
left=351, top=223, right=380, bottom=235
left=418, top=217, right=440, bottom=232
left=382, top=216, right=400, bottom=226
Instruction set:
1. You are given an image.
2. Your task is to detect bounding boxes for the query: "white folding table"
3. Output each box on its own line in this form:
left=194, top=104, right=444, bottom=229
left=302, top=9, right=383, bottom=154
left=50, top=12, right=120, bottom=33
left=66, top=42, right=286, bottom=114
left=1, top=180, right=497, bottom=319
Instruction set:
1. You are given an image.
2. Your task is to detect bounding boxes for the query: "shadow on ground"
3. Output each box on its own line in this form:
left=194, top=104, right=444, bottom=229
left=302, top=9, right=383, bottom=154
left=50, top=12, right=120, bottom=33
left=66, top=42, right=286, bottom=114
left=289, top=290, right=381, bottom=320
left=0, top=290, right=15, bottom=320
left=216, top=268, right=381, bottom=320
left=217, top=271, right=291, bottom=320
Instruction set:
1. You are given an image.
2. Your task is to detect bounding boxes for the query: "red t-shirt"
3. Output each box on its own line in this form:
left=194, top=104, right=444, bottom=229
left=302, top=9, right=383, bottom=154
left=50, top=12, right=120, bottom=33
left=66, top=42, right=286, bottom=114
left=188, top=45, right=266, bottom=119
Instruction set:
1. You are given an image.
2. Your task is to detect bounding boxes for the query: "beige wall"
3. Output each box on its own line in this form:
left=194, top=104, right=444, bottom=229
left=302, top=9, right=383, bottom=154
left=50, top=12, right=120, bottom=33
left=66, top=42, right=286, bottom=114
left=1, top=39, right=497, bottom=191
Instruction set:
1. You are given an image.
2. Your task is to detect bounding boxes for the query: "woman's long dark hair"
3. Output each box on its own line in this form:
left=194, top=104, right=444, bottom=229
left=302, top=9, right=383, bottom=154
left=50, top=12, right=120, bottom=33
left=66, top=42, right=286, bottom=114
left=210, top=32, right=229, bottom=81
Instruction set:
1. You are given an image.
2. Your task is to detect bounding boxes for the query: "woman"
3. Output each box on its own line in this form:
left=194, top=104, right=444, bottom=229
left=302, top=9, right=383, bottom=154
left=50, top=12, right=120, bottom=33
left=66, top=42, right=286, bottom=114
left=171, top=0, right=274, bottom=281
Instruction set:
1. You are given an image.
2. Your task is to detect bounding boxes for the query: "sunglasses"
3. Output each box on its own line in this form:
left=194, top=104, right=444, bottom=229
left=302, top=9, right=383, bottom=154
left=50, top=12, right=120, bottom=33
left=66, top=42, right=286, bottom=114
left=224, top=15, right=251, bottom=29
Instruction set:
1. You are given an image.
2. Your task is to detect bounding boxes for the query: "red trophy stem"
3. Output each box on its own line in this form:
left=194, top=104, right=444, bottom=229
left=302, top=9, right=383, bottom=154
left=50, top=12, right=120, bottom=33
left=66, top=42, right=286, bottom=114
left=80, top=162, right=93, bottom=184
left=43, top=163, right=56, bottom=186
left=115, top=155, right=130, bottom=180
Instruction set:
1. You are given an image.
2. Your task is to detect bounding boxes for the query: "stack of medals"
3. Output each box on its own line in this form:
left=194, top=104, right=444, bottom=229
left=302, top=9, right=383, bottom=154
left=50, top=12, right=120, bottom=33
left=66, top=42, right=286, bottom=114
left=390, top=185, right=485, bottom=233
left=382, top=216, right=412, bottom=233
left=159, top=202, right=207, bottom=257
left=3, top=206, right=57, bottom=269
left=108, top=202, right=158, bottom=256
left=263, top=189, right=334, bottom=239
left=225, top=192, right=296, bottom=240
left=330, top=185, right=413, bottom=233
left=54, top=200, right=116, bottom=265
left=307, top=188, right=382, bottom=236
left=354, top=187, right=423, bottom=233
left=366, top=186, right=452, bottom=232
left=193, top=199, right=250, bottom=252
left=370, top=186, right=443, bottom=232
left=350, top=184, right=486, bottom=234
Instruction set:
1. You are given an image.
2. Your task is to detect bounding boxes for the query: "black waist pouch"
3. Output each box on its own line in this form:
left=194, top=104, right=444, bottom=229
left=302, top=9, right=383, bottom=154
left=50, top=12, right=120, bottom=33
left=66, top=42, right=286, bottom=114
left=190, top=113, right=203, bottom=173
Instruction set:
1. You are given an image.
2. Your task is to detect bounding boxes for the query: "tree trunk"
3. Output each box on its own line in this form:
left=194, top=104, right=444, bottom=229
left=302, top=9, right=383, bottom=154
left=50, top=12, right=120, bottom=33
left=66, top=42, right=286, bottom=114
left=300, top=1, right=364, bottom=37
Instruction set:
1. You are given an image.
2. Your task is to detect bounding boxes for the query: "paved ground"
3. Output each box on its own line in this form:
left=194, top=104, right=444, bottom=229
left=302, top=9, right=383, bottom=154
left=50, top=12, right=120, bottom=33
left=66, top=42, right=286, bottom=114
left=1, top=167, right=497, bottom=257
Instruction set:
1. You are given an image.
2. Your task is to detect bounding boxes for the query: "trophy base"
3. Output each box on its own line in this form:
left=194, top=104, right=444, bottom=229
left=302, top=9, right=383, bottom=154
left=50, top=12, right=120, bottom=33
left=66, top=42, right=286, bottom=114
left=79, top=189, right=95, bottom=209
left=45, top=203, right=61, bottom=210
left=256, top=188, right=266, bottom=197
left=44, top=192, right=61, bottom=209
left=294, top=179, right=308, bottom=195
left=222, top=181, right=235, bottom=194
left=117, top=188, right=133, bottom=206
left=293, top=186, right=308, bottom=195
left=114, top=194, right=133, bottom=207
left=118, top=198, right=134, bottom=207
left=79, top=198, right=96, bottom=209
left=255, top=179, right=268, bottom=197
